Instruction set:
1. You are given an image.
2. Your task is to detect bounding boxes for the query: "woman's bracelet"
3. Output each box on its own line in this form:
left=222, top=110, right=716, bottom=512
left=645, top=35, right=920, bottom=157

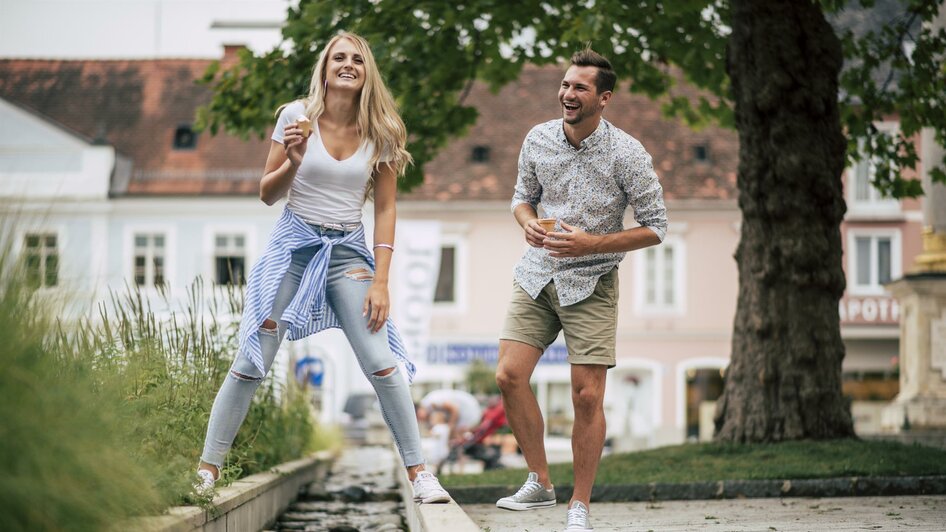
left=373, top=243, right=394, bottom=252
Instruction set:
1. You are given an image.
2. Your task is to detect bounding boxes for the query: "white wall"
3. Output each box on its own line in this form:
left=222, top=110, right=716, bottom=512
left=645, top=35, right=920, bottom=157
left=0, top=98, right=114, bottom=199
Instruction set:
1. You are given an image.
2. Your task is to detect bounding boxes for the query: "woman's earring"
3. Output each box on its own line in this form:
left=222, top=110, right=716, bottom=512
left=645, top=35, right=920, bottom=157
left=323, top=78, right=328, bottom=94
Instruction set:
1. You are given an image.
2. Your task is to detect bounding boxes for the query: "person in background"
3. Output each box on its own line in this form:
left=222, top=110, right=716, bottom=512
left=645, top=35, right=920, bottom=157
left=450, top=396, right=508, bottom=471
left=415, top=388, right=483, bottom=443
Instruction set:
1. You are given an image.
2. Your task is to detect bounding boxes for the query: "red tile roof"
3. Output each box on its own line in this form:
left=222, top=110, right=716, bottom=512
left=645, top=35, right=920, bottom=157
left=0, top=59, right=737, bottom=201
left=0, top=58, right=267, bottom=196
left=409, top=65, right=737, bottom=202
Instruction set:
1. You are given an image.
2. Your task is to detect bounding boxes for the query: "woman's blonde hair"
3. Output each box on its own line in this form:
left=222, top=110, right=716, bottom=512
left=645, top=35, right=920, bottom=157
left=279, top=32, right=412, bottom=196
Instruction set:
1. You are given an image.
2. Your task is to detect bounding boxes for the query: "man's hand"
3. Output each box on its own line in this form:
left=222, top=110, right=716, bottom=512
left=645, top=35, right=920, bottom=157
left=523, top=219, right=547, bottom=248
left=544, top=221, right=601, bottom=258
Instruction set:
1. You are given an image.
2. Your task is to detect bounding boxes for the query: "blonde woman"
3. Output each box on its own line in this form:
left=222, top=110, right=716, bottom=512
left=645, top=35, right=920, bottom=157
left=195, top=32, right=450, bottom=503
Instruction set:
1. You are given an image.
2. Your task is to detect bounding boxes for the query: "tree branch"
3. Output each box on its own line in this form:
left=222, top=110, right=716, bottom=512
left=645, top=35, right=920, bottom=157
left=458, top=31, right=483, bottom=106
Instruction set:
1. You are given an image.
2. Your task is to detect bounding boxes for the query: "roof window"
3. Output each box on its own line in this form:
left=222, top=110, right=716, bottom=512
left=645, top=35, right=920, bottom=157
left=173, top=124, right=197, bottom=150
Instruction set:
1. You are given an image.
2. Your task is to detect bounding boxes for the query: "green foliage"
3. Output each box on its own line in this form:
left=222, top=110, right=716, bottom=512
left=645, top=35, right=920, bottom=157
left=0, top=253, right=163, bottom=531
left=196, top=0, right=945, bottom=199
left=53, top=279, right=319, bottom=503
left=440, top=439, right=946, bottom=486
left=0, top=240, right=320, bottom=529
left=195, top=0, right=729, bottom=191
left=829, top=0, right=946, bottom=198
left=465, top=359, right=500, bottom=396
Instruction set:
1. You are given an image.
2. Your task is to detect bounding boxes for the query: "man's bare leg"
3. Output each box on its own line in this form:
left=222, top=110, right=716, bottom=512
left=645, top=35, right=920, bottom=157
left=495, top=339, right=551, bottom=488
left=569, top=363, right=607, bottom=507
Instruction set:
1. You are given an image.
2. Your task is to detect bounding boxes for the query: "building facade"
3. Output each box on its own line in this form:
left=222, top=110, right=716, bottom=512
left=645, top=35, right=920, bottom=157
left=0, top=53, right=922, bottom=450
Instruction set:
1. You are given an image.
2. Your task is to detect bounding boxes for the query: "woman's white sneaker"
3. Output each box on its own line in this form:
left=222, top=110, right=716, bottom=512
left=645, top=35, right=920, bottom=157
left=412, top=471, right=451, bottom=503
left=193, top=469, right=217, bottom=497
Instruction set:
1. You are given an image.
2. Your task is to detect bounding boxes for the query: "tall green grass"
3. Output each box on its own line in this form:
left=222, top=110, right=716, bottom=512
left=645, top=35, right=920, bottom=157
left=0, top=249, right=318, bottom=530
left=0, top=254, right=163, bottom=530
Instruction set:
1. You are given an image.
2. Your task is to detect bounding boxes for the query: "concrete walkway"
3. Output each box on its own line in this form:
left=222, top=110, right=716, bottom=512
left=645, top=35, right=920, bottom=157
left=463, top=495, right=946, bottom=531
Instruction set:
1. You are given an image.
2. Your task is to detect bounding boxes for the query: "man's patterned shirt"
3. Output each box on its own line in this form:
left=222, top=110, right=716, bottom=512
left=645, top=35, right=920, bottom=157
left=511, top=118, right=668, bottom=306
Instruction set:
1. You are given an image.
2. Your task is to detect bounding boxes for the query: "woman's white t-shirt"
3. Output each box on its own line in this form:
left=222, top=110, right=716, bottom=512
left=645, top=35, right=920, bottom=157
left=271, top=101, right=386, bottom=225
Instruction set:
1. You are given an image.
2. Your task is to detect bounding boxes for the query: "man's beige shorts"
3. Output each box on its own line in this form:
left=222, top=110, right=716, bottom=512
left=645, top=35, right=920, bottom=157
left=500, top=268, right=618, bottom=367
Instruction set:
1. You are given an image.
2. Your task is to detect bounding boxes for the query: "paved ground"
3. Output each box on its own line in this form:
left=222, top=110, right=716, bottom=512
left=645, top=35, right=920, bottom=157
left=463, top=495, right=946, bottom=531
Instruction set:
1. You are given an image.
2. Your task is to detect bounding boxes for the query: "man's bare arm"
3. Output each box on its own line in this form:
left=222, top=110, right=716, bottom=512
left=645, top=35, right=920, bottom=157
left=543, top=223, right=661, bottom=258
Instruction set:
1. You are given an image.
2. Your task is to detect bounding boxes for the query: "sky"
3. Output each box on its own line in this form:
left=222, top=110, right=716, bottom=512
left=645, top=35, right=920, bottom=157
left=0, top=0, right=289, bottom=59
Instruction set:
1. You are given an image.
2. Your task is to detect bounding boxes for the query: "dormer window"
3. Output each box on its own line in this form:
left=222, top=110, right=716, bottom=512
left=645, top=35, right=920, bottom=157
left=173, top=124, right=197, bottom=150
left=471, top=145, right=490, bottom=163
left=693, top=144, right=709, bottom=162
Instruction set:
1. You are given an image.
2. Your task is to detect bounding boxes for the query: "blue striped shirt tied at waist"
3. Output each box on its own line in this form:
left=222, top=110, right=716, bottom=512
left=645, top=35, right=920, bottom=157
left=237, top=208, right=415, bottom=381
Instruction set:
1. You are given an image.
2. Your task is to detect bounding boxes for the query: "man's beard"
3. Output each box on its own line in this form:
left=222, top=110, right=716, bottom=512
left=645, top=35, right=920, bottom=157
left=563, top=102, right=599, bottom=125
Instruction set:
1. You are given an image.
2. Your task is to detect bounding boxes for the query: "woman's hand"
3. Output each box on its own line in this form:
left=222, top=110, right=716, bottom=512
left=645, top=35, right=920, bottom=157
left=363, top=281, right=390, bottom=333
left=283, top=123, right=309, bottom=168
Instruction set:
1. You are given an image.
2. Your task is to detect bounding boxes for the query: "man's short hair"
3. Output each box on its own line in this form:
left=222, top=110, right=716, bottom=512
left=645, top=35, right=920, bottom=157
left=570, top=48, right=617, bottom=94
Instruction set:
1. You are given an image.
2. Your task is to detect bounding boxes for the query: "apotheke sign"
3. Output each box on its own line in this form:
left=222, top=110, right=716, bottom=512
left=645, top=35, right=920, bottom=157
left=839, top=295, right=900, bottom=325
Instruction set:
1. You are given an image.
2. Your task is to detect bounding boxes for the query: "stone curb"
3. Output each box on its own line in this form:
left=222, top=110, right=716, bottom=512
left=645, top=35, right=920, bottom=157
left=392, top=445, right=481, bottom=532
left=446, top=475, right=946, bottom=504
left=132, top=451, right=334, bottom=532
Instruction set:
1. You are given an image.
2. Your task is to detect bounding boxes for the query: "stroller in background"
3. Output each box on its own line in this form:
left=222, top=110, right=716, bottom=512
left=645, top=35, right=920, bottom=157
left=436, top=397, right=508, bottom=474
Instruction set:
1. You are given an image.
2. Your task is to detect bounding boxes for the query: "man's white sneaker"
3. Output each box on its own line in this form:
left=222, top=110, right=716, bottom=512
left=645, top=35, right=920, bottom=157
left=412, top=471, right=451, bottom=503
left=496, top=472, right=556, bottom=511
left=193, top=469, right=217, bottom=498
left=563, top=500, right=593, bottom=531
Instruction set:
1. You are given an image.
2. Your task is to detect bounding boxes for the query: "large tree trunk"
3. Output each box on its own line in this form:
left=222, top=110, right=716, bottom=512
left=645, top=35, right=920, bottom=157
left=714, top=0, right=856, bottom=442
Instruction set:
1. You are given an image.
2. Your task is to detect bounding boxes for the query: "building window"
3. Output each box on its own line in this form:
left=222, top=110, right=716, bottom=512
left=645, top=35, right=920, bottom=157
left=470, top=145, right=490, bottom=163
left=434, top=245, right=456, bottom=303
left=848, top=122, right=899, bottom=212
left=693, top=144, right=709, bottom=162
left=24, top=233, right=58, bottom=288
left=642, top=243, right=678, bottom=311
left=856, top=236, right=891, bottom=286
left=214, top=234, right=246, bottom=286
left=849, top=230, right=901, bottom=295
left=634, top=235, right=686, bottom=316
left=173, top=124, right=197, bottom=150
left=851, top=155, right=893, bottom=204
left=133, top=233, right=166, bottom=288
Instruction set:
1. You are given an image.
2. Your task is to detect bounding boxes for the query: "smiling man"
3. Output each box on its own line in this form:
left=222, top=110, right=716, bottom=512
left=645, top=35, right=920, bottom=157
left=494, top=49, right=668, bottom=532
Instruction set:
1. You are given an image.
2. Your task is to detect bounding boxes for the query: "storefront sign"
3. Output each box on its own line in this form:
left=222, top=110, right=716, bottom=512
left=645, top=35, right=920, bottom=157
left=426, top=342, right=569, bottom=365
left=839, top=295, right=900, bottom=325
left=390, top=221, right=441, bottom=363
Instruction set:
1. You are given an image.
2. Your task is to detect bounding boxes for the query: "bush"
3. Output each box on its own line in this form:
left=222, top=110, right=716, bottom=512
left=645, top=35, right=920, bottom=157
left=0, top=248, right=319, bottom=529
left=0, top=255, right=163, bottom=531
left=55, top=280, right=319, bottom=503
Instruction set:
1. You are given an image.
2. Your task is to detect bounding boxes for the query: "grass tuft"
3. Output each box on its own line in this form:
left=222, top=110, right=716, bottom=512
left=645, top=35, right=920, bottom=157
left=0, top=240, right=322, bottom=529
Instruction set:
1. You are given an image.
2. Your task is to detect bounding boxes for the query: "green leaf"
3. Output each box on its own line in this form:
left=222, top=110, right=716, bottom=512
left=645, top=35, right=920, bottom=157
left=194, top=0, right=946, bottom=198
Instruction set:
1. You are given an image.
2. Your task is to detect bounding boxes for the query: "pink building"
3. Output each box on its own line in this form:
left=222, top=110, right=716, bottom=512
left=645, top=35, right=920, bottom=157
left=400, top=67, right=921, bottom=448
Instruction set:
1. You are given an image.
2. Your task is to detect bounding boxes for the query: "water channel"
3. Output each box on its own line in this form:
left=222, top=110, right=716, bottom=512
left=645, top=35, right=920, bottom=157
left=268, top=445, right=408, bottom=531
